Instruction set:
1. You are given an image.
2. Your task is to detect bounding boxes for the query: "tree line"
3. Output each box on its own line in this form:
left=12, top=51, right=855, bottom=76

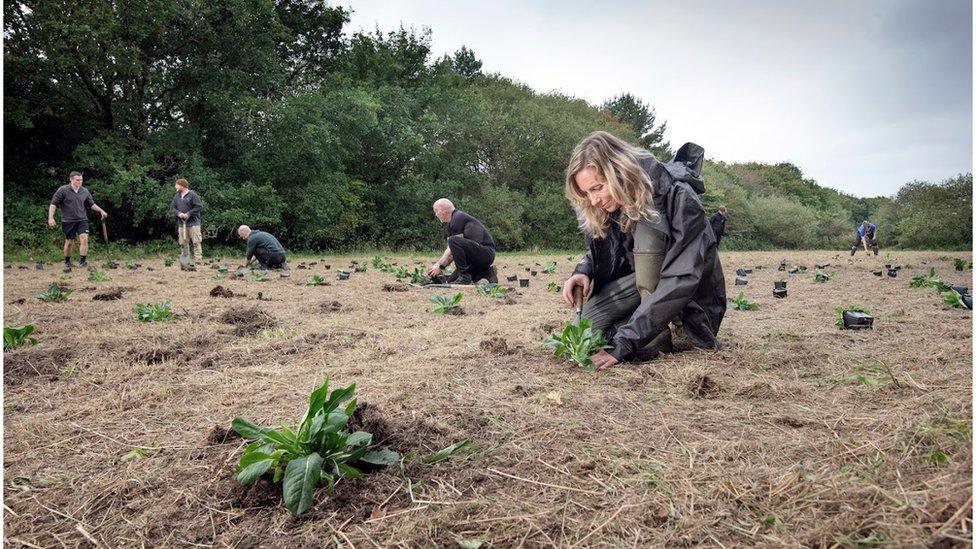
left=4, top=1, right=971, bottom=252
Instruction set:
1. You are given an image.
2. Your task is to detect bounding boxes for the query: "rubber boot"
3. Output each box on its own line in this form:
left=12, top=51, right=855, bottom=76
left=632, top=219, right=672, bottom=359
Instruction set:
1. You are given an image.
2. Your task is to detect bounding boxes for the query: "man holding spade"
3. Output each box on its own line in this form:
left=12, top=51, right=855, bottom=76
left=171, top=178, right=204, bottom=266
left=48, top=171, right=109, bottom=272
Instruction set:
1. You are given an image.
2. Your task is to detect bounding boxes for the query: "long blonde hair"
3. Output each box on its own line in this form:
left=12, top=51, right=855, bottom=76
left=565, top=131, right=658, bottom=239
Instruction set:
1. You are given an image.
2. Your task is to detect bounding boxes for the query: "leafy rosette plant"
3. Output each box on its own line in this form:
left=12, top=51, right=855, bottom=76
left=430, top=292, right=463, bottom=314
left=542, top=317, right=610, bottom=372
left=232, top=378, right=400, bottom=516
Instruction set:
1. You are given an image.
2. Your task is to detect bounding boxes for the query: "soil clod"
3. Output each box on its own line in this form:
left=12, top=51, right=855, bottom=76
left=210, top=285, right=235, bottom=298
left=480, top=337, right=513, bottom=355
left=93, top=288, right=124, bottom=301
left=383, top=283, right=408, bottom=292
left=220, top=307, right=276, bottom=336
left=688, top=374, right=721, bottom=398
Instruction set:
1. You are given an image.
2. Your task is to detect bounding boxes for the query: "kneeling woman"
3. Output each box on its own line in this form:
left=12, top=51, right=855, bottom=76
left=561, top=131, right=726, bottom=370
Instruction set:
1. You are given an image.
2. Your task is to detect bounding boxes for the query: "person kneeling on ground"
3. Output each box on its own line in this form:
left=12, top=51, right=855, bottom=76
left=237, top=225, right=289, bottom=272
left=561, top=131, right=727, bottom=370
left=426, top=199, right=498, bottom=285
left=850, top=220, right=879, bottom=256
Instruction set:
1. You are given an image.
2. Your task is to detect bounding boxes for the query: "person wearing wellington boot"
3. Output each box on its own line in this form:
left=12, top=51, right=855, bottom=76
left=560, top=131, right=726, bottom=370
left=426, top=199, right=498, bottom=285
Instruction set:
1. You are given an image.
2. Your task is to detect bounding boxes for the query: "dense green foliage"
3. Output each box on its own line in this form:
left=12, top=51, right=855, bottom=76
left=4, top=1, right=971, bottom=253
left=4, top=324, right=38, bottom=351
left=135, top=300, right=174, bottom=322
left=232, top=378, right=400, bottom=516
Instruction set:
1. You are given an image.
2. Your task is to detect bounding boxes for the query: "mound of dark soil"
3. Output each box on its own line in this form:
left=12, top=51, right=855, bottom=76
left=220, top=307, right=275, bottom=336
left=135, top=348, right=183, bottom=365
left=480, top=337, right=513, bottom=355
left=205, top=425, right=241, bottom=445
left=318, top=301, right=344, bottom=313
left=688, top=374, right=721, bottom=399
left=209, top=285, right=234, bottom=298
left=444, top=307, right=465, bottom=316
left=4, top=346, right=74, bottom=385
left=383, top=283, right=408, bottom=292
left=9, top=298, right=25, bottom=305
left=93, top=288, right=124, bottom=301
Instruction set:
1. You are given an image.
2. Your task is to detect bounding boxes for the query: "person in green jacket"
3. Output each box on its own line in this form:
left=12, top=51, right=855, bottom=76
left=237, top=225, right=288, bottom=271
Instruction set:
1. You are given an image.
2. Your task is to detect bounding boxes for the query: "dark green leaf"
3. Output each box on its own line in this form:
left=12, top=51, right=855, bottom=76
left=282, top=453, right=323, bottom=516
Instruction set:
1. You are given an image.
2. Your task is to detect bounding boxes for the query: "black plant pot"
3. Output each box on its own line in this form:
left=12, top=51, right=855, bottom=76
left=519, top=279, right=529, bottom=287
left=778, top=265, right=786, bottom=272
left=324, top=265, right=331, bottom=269
left=337, top=272, right=350, bottom=281
left=884, top=264, right=891, bottom=269
left=788, top=267, right=799, bottom=274
left=964, top=294, right=973, bottom=310
left=886, top=269, right=897, bottom=278
left=951, top=285, right=969, bottom=295
left=774, top=281, right=787, bottom=290
left=872, top=270, right=883, bottom=276
left=735, top=268, right=748, bottom=277
left=842, top=310, right=874, bottom=330
left=956, top=266, right=964, bottom=271
left=35, top=261, right=43, bottom=270
left=531, top=271, right=538, bottom=277
left=734, top=277, right=748, bottom=285
left=773, top=288, right=787, bottom=299
left=743, top=268, right=753, bottom=274
left=506, top=275, right=518, bottom=282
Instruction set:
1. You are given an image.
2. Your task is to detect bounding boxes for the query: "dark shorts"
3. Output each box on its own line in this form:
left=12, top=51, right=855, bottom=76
left=62, top=220, right=89, bottom=239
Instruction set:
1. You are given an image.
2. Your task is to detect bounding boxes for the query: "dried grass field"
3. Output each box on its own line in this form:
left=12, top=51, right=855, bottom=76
left=3, top=250, right=972, bottom=547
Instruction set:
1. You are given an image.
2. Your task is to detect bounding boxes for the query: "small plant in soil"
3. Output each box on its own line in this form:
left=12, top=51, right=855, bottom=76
left=103, top=259, right=120, bottom=269
left=910, top=268, right=950, bottom=292
left=249, top=271, right=268, bottom=282
left=354, top=264, right=367, bottom=273
left=37, top=283, right=72, bottom=302
left=231, top=377, right=401, bottom=516
left=409, top=266, right=430, bottom=285
left=125, top=260, right=139, bottom=270
left=730, top=291, right=759, bottom=311
left=476, top=283, right=508, bottom=298
left=430, top=292, right=463, bottom=314
left=835, top=304, right=870, bottom=328
left=542, top=317, right=610, bottom=372
left=547, top=281, right=560, bottom=293
left=4, top=324, right=38, bottom=351
left=813, top=269, right=834, bottom=283
left=954, top=258, right=966, bottom=271
left=941, top=290, right=968, bottom=309
left=164, top=257, right=175, bottom=267
left=393, top=265, right=409, bottom=279
left=135, top=300, right=174, bottom=322
left=542, top=262, right=557, bottom=274
left=87, top=270, right=110, bottom=282
left=307, top=274, right=327, bottom=286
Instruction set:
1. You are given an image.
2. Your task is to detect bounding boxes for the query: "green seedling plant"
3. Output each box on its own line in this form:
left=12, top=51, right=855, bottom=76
left=941, top=290, right=967, bottom=309
left=476, top=283, right=508, bottom=298
left=135, top=300, right=174, bottom=322
left=542, top=262, right=557, bottom=274
left=954, top=258, right=966, bottom=271
left=542, top=317, right=610, bottom=372
left=730, top=291, right=759, bottom=311
left=36, top=283, right=72, bottom=302
left=394, top=265, right=409, bottom=279
left=164, top=257, right=175, bottom=267
left=910, top=268, right=950, bottom=292
left=249, top=271, right=268, bottom=282
left=835, top=304, right=870, bottom=328
left=125, top=260, right=138, bottom=270
left=355, top=264, right=367, bottom=273
left=307, top=274, right=327, bottom=286
left=409, top=267, right=430, bottom=285
left=87, top=270, right=110, bottom=282
left=813, top=269, right=834, bottom=283
left=430, top=292, right=463, bottom=314
left=4, top=324, right=38, bottom=351
left=232, top=377, right=400, bottom=516
left=547, top=281, right=560, bottom=293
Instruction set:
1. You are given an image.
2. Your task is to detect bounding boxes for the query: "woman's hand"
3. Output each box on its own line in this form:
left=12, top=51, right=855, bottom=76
left=590, top=349, right=618, bottom=370
left=561, top=274, right=592, bottom=307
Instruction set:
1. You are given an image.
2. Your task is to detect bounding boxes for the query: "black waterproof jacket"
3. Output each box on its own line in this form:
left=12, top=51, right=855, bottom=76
left=573, top=143, right=727, bottom=361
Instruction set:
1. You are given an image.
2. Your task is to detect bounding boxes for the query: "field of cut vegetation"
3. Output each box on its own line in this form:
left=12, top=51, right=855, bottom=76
left=3, top=251, right=972, bottom=547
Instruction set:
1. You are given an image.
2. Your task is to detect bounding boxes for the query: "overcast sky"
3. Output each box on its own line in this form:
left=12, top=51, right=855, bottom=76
left=341, top=0, right=972, bottom=198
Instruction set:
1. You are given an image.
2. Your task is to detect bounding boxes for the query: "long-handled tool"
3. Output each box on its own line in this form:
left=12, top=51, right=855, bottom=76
left=573, top=284, right=584, bottom=325
left=100, top=218, right=109, bottom=244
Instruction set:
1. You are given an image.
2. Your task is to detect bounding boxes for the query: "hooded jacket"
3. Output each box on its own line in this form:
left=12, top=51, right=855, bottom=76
left=572, top=143, right=727, bottom=360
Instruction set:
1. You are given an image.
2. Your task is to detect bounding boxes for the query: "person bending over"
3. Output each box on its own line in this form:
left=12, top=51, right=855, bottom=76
left=561, top=131, right=727, bottom=370
left=237, top=225, right=288, bottom=270
left=426, top=199, right=498, bottom=285
left=850, top=220, right=879, bottom=256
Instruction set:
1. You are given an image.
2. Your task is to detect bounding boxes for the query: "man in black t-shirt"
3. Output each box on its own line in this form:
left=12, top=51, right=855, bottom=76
left=48, top=171, right=109, bottom=272
left=426, top=199, right=497, bottom=285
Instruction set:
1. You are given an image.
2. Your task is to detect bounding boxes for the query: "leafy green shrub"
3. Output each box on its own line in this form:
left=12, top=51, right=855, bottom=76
left=232, top=378, right=400, bottom=516
left=88, top=270, right=110, bottom=282
left=36, top=284, right=72, bottom=302
left=430, top=292, right=463, bottom=314
left=476, top=283, right=508, bottom=298
left=136, top=300, right=174, bottom=322
left=835, top=305, right=870, bottom=328
left=542, top=318, right=609, bottom=372
left=4, top=324, right=38, bottom=350
left=307, top=275, right=327, bottom=286
left=730, top=291, right=759, bottom=311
